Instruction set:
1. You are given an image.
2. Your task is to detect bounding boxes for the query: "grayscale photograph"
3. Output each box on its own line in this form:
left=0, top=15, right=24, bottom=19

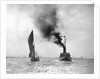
left=6, top=4, right=94, bottom=74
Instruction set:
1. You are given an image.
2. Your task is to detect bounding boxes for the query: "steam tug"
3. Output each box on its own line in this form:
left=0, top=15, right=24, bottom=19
left=52, top=32, right=72, bottom=61
left=59, top=36, right=72, bottom=61
left=60, top=52, right=72, bottom=61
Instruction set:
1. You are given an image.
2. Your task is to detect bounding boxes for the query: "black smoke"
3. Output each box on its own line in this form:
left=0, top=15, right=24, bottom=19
left=34, top=4, right=66, bottom=53
left=35, top=5, right=57, bottom=39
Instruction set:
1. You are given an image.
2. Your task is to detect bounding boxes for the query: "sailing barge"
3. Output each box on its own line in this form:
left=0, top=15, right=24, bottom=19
left=28, top=30, right=39, bottom=61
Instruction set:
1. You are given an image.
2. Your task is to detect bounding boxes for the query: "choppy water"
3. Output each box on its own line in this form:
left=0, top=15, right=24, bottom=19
left=6, top=57, right=94, bottom=74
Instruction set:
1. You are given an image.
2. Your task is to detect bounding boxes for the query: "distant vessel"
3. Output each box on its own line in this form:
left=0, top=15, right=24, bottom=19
left=28, top=30, right=39, bottom=62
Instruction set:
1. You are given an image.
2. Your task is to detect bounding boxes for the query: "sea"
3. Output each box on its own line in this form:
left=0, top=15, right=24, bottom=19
left=6, top=57, right=94, bottom=74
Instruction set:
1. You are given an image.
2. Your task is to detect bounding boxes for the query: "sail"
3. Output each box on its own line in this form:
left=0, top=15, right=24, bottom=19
left=28, top=30, right=35, bottom=58
left=28, top=30, right=40, bottom=61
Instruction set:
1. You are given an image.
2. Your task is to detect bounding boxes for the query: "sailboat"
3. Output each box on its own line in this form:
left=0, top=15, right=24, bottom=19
left=28, top=30, right=39, bottom=61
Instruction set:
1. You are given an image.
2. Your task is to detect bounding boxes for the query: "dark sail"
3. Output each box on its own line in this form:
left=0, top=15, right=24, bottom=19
left=28, top=30, right=34, bottom=58
left=28, top=30, right=39, bottom=61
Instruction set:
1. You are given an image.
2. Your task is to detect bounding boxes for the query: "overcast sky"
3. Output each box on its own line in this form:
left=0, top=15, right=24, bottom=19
left=6, top=4, right=94, bottom=58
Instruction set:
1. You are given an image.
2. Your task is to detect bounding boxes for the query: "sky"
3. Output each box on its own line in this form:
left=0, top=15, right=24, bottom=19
left=6, top=4, right=94, bottom=58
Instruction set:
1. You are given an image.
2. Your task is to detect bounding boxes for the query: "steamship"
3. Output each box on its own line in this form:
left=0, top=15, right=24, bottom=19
left=59, top=36, right=72, bottom=61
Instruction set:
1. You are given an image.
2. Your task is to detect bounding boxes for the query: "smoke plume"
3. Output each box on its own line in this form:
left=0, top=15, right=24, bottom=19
left=33, top=5, right=58, bottom=39
left=33, top=4, right=66, bottom=53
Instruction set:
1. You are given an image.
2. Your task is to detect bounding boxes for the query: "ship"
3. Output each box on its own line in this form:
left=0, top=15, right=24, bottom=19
left=28, top=30, right=39, bottom=62
left=59, top=52, right=72, bottom=61
left=59, top=36, right=72, bottom=61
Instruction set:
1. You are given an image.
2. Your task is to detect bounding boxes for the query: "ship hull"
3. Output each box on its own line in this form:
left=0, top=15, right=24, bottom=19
left=59, top=53, right=72, bottom=61
left=31, top=57, right=40, bottom=62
